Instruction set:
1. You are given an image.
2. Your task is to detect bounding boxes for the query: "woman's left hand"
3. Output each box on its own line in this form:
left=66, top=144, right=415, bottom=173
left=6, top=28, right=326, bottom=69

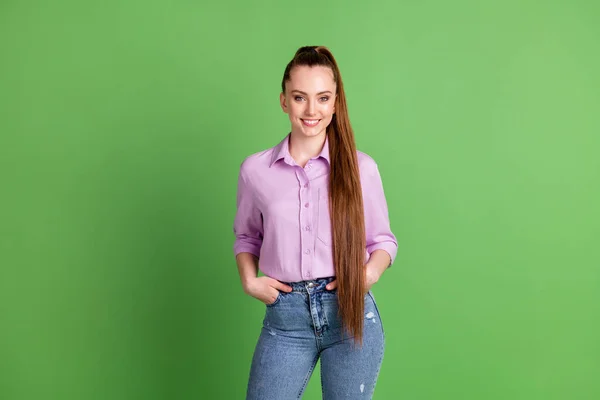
left=325, top=264, right=381, bottom=292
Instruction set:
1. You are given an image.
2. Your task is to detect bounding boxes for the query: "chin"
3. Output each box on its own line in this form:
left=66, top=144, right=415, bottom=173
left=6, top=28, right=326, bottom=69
left=300, top=128, right=326, bottom=137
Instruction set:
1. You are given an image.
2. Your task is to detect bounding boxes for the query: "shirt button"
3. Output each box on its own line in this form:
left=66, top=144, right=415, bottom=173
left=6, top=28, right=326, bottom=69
left=304, top=249, right=311, bottom=254
left=304, top=203, right=309, bottom=208
left=305, top=226, right=310, bottom=231
left=304, top=183, right=309, bottom=188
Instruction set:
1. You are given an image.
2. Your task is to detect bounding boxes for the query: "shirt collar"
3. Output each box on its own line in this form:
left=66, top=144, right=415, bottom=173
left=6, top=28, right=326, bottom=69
left=269, top=133, right=331, bottom=167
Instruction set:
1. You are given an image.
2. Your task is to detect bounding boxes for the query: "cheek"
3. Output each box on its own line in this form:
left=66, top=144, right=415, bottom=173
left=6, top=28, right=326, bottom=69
left=324, top=103, right=335, bottom=116
left=288, top=104, right=303, bottom=117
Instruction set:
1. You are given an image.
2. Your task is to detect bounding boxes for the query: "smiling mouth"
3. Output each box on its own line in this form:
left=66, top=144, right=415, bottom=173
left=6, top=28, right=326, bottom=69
left=301, top=119, right=321, bottom=126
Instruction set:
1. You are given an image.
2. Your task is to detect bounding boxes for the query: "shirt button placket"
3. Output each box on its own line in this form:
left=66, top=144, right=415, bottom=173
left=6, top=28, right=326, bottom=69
left=298, top=169, right=313, bottom=281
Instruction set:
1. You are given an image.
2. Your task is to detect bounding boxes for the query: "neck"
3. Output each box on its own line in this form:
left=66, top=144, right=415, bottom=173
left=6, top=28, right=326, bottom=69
left=288, top=131, right=326, bottom=168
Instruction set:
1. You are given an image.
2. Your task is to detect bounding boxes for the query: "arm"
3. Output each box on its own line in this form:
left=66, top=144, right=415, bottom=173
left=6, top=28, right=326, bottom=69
left=236, top=252, right=259, bottom=290
left=363, top=160, right=397, bottom=287
left=364, top=249, right=392, bottom=288
left=326, top=160, right=398, bottom=292
left=233, top=165, right=291, bottom=303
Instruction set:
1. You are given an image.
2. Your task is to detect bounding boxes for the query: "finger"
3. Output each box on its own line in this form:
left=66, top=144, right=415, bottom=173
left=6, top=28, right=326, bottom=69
left=272, top=279, right=293, bottom=292
left=265, top=289, right=279, bottom=305
left=326, top=280, right=337, bottom=290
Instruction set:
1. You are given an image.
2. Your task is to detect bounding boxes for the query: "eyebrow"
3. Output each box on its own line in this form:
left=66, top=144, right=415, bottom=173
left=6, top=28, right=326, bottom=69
left=291, top=90, right=333, bottom=95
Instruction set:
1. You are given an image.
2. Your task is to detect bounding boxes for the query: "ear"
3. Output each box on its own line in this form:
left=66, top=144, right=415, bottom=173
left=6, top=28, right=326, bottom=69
left=280, top=92, right=288, bottom=113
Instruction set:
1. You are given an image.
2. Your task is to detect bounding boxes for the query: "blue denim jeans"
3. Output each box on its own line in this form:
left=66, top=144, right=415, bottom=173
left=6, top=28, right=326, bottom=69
left=246, top=276, right=385, bottom=399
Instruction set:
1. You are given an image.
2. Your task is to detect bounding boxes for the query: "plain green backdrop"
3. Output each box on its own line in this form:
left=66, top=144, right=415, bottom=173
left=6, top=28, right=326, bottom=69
left=1, top=1, right=599, bottom=399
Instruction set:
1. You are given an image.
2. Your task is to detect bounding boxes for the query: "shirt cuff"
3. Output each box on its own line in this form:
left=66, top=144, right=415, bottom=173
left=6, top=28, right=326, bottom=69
left=366, top=242, right=398, bottom=267
left=233, top=243, right=261, bottom=258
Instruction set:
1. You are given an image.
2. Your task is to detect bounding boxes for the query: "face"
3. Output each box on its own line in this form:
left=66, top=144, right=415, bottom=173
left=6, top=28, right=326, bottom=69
left=280, top=65, right=337, bottom=140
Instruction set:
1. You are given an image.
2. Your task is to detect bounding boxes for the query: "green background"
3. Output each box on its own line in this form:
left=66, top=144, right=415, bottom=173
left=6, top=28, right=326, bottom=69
left=1, top=1, right=599, bottom=399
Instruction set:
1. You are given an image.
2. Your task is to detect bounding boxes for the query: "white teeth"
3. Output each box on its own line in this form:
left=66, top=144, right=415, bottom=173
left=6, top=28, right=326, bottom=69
left=303, top=119, right=319, bottom=126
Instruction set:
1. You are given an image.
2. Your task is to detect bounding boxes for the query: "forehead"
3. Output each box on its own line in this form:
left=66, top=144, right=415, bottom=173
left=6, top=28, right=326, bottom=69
left=287, top=65, right=336, bottom=93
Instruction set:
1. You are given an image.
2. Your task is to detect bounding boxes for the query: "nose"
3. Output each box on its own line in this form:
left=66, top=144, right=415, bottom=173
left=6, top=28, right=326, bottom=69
left=306, top=99, right=316, bottom=116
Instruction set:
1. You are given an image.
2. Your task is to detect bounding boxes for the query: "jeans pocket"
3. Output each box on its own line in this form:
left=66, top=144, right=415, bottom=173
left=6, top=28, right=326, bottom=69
left=265, top=291, right=282, bottom=307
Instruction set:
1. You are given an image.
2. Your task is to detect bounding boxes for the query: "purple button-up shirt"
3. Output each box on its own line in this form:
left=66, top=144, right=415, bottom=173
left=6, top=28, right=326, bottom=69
left=233, top=133, right=398, bottom=282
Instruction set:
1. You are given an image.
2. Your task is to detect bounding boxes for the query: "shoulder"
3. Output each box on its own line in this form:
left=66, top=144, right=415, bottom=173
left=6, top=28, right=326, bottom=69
left=356, top=150, right=380, bottom=177
left=238, top=144, right=276, bottom=181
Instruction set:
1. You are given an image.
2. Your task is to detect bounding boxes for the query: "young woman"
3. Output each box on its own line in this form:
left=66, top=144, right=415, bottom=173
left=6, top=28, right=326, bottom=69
left=233, top=45, right=398, bottom=399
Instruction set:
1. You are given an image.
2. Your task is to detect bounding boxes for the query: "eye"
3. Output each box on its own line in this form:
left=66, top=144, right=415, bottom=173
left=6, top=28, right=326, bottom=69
left=294, top=96, right=304, bottom=101
left=320, top=96, right=330, bottom=102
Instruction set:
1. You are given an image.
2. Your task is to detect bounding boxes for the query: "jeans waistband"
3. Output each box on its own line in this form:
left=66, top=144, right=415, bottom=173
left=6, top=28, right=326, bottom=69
left=280, top=276, right=336, bottom=293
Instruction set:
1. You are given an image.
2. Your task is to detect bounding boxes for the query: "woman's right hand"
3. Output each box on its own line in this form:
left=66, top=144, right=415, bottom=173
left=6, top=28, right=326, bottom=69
left=243, top=276, right=293, bottom=305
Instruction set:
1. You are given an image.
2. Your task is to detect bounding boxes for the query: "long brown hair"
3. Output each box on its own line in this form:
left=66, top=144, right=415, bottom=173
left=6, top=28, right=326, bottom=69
left=281, top=46, right=367, bottom=346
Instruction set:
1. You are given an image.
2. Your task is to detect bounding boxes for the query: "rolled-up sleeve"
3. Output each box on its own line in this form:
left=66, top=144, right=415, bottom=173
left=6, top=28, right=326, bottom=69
left=233, top=165, right=263, bottom=258
left=363, top=161, right=398, bottom=266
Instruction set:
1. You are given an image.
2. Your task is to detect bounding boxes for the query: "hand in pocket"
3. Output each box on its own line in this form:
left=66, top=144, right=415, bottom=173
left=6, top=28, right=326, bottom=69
left=243, top=276, right=293, bottom=305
